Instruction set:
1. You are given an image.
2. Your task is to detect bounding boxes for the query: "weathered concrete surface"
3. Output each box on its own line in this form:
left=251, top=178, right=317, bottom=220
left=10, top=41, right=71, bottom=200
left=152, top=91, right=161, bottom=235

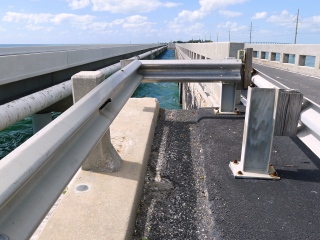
left=176, top=42, right=244, bottom=60
left=72, top=70, right=121, bottom=172
left=176, top=43, right=243, bottom=110
left=246, top=43, right=320, bottom=77
left=134, top=107, right=320, bottom=239
left=37, top=98, right=159, bottom=240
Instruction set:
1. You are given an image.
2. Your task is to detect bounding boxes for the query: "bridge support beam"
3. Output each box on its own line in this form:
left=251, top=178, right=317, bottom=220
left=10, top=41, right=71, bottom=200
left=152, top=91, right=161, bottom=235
left=72, top=71, right=121, bottom=172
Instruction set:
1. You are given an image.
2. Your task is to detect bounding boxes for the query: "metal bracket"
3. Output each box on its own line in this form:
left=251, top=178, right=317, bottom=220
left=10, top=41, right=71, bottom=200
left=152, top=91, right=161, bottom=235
left=229, top=87, right=280, bottom=180
left=229, top=160, right=279, bottom=180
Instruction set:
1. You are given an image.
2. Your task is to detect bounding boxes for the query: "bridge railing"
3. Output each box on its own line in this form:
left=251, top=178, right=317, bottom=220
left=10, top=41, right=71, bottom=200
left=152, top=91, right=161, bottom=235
left=0, top=58, right=242, bottom=239
left=250, top=70, right=320, bottom=159
left=245, top=43, right=320, bottom=77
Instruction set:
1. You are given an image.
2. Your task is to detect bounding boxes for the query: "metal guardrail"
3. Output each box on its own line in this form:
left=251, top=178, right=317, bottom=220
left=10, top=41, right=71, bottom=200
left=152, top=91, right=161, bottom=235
left=139, top=60, right=241, bottom=83
left=0, top=56, right=242, bottom=239
left=251, top=70, right=320, bottom=158
left=0, top=60, right=143, bottom=239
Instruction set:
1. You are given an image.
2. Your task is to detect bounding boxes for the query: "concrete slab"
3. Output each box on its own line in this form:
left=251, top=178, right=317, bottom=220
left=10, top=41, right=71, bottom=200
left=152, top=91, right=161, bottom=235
left=37, top=98, right=159, bottom=240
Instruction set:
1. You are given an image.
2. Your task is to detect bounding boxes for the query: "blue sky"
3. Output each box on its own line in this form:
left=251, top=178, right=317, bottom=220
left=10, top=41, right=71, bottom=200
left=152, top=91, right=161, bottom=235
left=0, top=0, right=319, bottom=44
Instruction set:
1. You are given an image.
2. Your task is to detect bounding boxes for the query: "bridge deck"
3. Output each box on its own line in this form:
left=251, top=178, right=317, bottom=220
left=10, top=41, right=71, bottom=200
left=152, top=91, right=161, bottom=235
left=134, top=107, right=320, bottom=239
left=253, top=63, right=320, bottom=105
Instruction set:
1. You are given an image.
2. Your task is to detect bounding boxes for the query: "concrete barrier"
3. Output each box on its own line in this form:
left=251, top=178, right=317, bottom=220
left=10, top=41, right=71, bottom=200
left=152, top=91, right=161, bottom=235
left=176, top=43, right=244, bottom=110
left=245, top=43, right=320, bottom=77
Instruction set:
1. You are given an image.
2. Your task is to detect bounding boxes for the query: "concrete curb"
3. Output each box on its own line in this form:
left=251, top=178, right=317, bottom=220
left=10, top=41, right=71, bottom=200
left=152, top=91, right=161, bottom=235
left=36, top=98, right=159, bottom=240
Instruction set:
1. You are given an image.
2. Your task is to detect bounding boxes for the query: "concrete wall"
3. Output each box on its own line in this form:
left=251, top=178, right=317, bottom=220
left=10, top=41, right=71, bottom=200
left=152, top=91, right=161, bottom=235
left=245, top=44, right=320, bottom=77
left=176, top=42, right=244, bottom=109
left=176, top=42, right=244, bottom=60
left=0, top=44, right=164, bottom=104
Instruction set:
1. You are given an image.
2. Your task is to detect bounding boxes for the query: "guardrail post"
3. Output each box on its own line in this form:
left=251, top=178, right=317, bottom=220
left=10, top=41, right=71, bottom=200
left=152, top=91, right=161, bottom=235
left=274, top=89, right=303, bottom=136
left=72, top=71, right=121, bottom=172
left=229, top=87, right=280, bottom=179
left=220, top=83, right=237, bottom=113
left=32, top=113, right=52, bottom=133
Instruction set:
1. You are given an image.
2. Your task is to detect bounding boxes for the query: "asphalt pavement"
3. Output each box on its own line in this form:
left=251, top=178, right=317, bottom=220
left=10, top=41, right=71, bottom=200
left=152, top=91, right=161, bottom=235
left=134, top=107, right=320, bottom=240
left=253, top=63, right=320, bottom=105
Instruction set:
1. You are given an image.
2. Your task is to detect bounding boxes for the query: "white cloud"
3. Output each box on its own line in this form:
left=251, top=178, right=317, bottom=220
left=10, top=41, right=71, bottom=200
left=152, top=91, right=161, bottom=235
left=3, top=12, right=52, bottom=24
left=219, top=10, right=243, bottom=18
left=50, top=14, right=95, bottom=24
left=174, top=0, right=248, bottom=23
left=3, top=12, right=95, bottom=26
left=218, top=21, right=247, bottom=31
left=66, top=0, right=90, bottom=9
left=167, top=21, right=204, bottom=35
left=177, top=10, right=206, bottom=22
left=66, top=0, right=180, bottom=13
left=299, top=15, right=320, bottom=31
left=267, top=10, right=295, bottom=28
left=25, top=24, right=53, bottom=31
left=82, top=15, right=155, bottom=35
left=252, top=12, right=267, bottom=19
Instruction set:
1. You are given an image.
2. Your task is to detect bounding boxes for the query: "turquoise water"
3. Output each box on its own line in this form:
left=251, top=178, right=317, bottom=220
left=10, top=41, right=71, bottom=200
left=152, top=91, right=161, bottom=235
left=0, top=49, right=179, bottom=159
left=132, top=50, right=180, bottom=109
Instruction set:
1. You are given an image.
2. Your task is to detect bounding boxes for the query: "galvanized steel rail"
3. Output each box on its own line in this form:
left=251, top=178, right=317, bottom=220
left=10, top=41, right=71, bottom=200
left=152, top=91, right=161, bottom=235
left=251, top=70, right=320, bottom=158
left=0, top=56, right=243, bottom=239
left=0, top=60, right=143, bottom=239
left=139, top=59, right=242, bottom=83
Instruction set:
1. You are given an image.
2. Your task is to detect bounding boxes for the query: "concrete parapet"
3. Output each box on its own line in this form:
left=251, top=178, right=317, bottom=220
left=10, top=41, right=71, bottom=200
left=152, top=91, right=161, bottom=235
left=245, top=43, right=320, bottom=77
left=176, top=43, right=243, bottom=110
left=177, top=42, right=244, bottom=60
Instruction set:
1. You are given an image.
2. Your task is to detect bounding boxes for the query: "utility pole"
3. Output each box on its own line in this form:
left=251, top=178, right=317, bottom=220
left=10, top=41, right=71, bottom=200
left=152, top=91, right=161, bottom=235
left=294, top=9, right=299, bottom=44
left=250, top=22, right=252, bottom=43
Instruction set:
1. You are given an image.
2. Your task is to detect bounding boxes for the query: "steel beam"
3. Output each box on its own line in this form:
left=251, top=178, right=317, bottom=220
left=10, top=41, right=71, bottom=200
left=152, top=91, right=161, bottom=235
left=139, top=59, right=242, bottom=83
left=0, top=60, right=143, bottom=239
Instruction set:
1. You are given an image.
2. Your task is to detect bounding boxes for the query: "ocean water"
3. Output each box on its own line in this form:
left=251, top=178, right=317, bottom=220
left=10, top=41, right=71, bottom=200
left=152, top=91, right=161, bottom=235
left=0, top=49, right=178, bottom=159
left=132, top=50, right=180, bottom=109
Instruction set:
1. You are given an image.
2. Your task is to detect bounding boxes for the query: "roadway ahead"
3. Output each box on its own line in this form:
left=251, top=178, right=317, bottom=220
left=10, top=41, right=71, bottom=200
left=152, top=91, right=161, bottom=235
left=253, top=63, right=320, bottom=105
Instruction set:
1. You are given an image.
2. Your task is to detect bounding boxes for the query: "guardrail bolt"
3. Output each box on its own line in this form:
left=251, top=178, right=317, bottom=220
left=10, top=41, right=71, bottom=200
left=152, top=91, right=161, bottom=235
left=76, top=184, right=89, bottom=192
left=269, top=171, right=278, bottom=177
left=0, top=234, right=9, bottom=240
left=233, top=160, right=239, bottom=164
left=237, top=171, right=243, bottom=175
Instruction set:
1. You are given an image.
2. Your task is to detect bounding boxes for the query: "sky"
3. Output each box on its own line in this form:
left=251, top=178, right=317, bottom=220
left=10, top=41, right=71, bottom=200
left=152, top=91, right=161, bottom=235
left=0, top=0, right=319, bottom=44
